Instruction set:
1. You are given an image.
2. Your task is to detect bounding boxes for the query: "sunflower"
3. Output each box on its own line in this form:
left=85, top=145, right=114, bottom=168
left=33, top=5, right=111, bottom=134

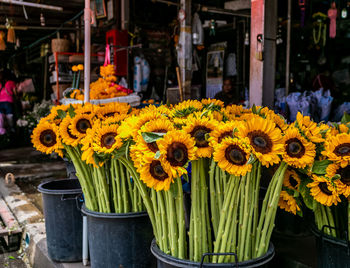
left=326, top=163, right=350, bottom=197
left=129, top=111, right=165, bottom=139
left=136, top=118, right=175, bottom=154
left=213, top=137, right=252, bottom=176
left=282, top=127, right=316, bottom=169
left=69, top=113, right=93, bottom=140
left=59, top=117, right=80, bottom=146
left=32, top=121, right=62, bottom=155
left=209, top=121, right=241, bottom=147
left=138, top=157, right=173, bottom=191
left=46, top=104, right=70, bottom=125
left=295, top=112, right=325, bottom=143
left=183, top=116, right=218, bottom=158
left=307, top=175, right=341, bottom=206
left=283, top=169, right=301, bottom=190
left=323, top=133, right=350, bottom=168
left=278, top=191, right=301, bottom=215
left=80, top=123, right=100, bottom=165
left=326, top=124, right=349, bottom=139
left=157, top=130, right=196, bottom=177
left=237, top=116, right=283, bottom=167
left=75, top=102, right=98, bottom=115
left=92, top=123, right=122, bottom=154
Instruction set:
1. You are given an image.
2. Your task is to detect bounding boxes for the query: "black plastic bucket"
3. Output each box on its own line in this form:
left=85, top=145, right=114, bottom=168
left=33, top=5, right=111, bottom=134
left=82, top=205, right=155, bottom=268
left=312, top=225, right=350, bottom=268
left=38, top=179, right=83, bottom=262
left=150, top=239, right=275, bottom=268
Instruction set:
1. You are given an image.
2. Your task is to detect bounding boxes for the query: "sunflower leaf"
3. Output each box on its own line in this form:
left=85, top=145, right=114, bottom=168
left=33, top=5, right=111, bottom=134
left=252, top=104, right=257, bottom=114
left=296, top=209, right=303, bottom=217
left=312, top=160, right=332, bottom=175
left=154, top=151, right=161, bottom=159
left=57, top=109, right=67, bottom=119
left=341, top=112, right=350, bottom=124
left=68, top=105, right=76, bottom=118
left=142, top=132, right=166, bottom=143
left=299, top=177, right=314, bottom=210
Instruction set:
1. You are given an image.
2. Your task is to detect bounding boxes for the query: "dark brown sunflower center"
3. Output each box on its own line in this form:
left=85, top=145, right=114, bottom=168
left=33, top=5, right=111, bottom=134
left=76, top=119, right=91, bottom=134
left=289, top=176, right=298, bottom=188
left=39, top=130, right=57, bottom=147
left=190, top=126, right=211, bottom=148
left=167, top=142, right=188, bottom=166
left=319, top=182, right=333, bottom=196
left=101, top=132, right=117, bottom=149
left=150, top=160, right=169, bottom=181
left=218, top=131, right=232, bottom=143
left=247, top=131, right=272, bottom=154
left=286, top=138, right=305, bottom=158
left=225, top=145, right=247, bottom=166
left=338, top=166, right=350, bottom=186
left=334, top=143, right=350, bottom=157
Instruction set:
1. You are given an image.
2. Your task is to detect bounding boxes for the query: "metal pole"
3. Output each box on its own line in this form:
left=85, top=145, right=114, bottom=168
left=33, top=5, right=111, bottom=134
left=0, top=0, right=63, bottom=11
left=84, top=0, right=91, bottom=103
left=83, top=1, right=91, bottom=265
left=285, top=0, right=291, bottom=95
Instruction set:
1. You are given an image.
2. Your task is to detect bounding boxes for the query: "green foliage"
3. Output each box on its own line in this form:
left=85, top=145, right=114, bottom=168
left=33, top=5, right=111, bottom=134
left=312, top=160, right=332, bottom=175
left=142, top=132, right=166, bottom=143
left=341, top=112, right=350, bottom=124
left=299, top=176, right=314, bottom=210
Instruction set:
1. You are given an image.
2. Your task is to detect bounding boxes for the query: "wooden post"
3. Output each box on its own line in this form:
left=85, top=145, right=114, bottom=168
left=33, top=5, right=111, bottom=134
left=249, top=0, right=277, bottom=108
left=178, top=0, right=192, bottom=100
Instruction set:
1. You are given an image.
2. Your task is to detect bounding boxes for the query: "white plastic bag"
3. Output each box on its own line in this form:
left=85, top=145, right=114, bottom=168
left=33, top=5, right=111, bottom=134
left=140, top=58, right=150, bottom=92
left=133, top=56, right=142, bottom=92
left=286, top=92, right=310, bottom=121
left=192, top=13, right=204, bottom=45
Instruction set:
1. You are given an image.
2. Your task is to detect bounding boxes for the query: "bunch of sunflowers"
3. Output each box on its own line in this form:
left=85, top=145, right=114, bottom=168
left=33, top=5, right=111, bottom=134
left=32, top=102, right=144, bottom=213
left=31, top=99, right=350, bottom=263
left=277, top=113, right=350, bottom=241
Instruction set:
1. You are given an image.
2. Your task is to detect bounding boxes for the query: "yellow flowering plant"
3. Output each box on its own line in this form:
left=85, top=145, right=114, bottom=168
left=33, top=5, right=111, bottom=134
left=276, top=112, right=350, bottom=241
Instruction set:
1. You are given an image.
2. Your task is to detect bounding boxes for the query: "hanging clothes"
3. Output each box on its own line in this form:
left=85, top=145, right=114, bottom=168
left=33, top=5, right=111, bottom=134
left=328, top=2, right=337, bottom=38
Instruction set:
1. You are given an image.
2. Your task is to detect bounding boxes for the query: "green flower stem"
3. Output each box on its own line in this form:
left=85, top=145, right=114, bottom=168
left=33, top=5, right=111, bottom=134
left=110, top=159, right=118, bottom=212
left=199, top=159, right=209, bottom=256
left=65, top=146, right=96, bottom=210
left=115, top=160, right=123, bottom=213
left=256, top=162, right=287, bottom=257
left=119, top=158, right=157, bottom=233
left=91, top=168, right=102, bottom=210
left=209, top=160, right=219, bottom=237
left=226, top=179, right=239, bottom=263
left=76, top=71, right=81, bottom=89
left=212, top=175, right=237, bottom=263
left=151, top=190, right=162, bottom=250
left=97, top=165, right=111, bottom=213
left=237, top=174, right=245, bottom=259
left=132, top=176, right=138, bottom=212
left=244, top=167, right=256, bottom=261
left=325, top=206, right=336, bottom=237
left=167, top=188, right=178, bottom=257
left=176, top=177, right=186, bottom=259
left=191, top=160, right=200, bottom=261
left=72, top=72, right=76, bottom=88
left=119, top=161, right=129, bottom=213
left=215, top=165, right=223, bottom=215
left=217, top=177, right=241, bottom=263
left=251, top=162, right=261, bottom=257
left=239, top=170, right=253, bottom=262
left=189, top=208, right=194, bottom=260
left=158, top=191, right=170, bottom=254
left=125, top=165, right=134, bottom=210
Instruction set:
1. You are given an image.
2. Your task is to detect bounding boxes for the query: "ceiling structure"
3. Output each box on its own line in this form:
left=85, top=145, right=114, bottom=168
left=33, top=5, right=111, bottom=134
left=0, top=0, right=84, bottom=49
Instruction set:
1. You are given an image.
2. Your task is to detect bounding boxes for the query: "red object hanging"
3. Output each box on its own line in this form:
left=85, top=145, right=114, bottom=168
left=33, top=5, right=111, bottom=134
left=105, top=29, right=128, bottom=76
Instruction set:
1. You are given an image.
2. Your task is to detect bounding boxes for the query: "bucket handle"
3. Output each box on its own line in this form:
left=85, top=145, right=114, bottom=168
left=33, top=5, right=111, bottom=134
left=320, top=225, right=350, bottom=256
left=61, top=193, right=84, bottom=211
left=199, top=252, right=238, bottom=268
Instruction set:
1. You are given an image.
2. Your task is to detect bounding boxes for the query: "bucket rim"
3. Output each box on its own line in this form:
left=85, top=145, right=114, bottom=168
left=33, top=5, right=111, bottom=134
left=150, top=239, right=275, bottom=267
left=311, top=224, right=349, bottom=248
left=38, top=178, right=82, bottom=195
left=81, top=203, right=148, bottom=218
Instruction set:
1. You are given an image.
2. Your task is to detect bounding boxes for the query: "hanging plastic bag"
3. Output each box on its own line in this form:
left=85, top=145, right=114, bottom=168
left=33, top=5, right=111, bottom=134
left=313, top=88, right=333, bottom=122
left=140, top=57, right=150, bottom=92
left=192, top=12, right=204, bottom=45
left=226, top=53, right=237, bottom=77
left=133, top=56, right=142, bottom=93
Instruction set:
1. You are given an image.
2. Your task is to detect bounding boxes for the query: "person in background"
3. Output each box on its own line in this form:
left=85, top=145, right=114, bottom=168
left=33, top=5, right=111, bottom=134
left=0, top=69, right=16, bottom=134
left=214, top=76, right=238, bottom=106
